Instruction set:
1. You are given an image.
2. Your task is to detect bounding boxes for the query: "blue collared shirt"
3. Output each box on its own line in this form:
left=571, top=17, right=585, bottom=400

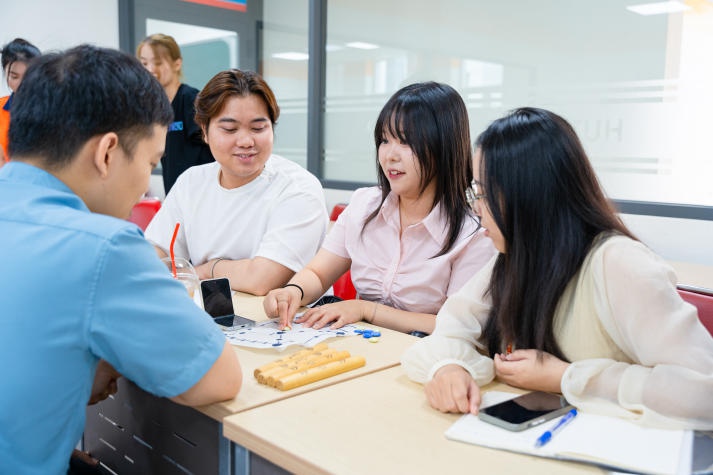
left=0, top=162, right=227, bottom=475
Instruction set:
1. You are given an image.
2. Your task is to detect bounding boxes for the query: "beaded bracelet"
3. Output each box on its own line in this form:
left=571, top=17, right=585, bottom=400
left=283, top=283, right=304, bottom=301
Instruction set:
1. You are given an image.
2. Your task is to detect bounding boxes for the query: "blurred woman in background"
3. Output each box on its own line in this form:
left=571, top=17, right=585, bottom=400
left=137, top=33, right=214, bottom=193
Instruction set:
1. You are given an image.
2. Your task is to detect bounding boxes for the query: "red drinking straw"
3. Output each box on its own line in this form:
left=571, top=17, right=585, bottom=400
left=169, top=222, right=180, bottom=278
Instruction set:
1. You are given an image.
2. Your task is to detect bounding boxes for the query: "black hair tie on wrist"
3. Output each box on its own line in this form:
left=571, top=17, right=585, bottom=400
left=283, top=283, right=304, bottom=301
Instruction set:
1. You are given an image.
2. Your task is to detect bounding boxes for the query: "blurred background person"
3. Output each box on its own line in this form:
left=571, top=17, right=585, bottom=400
left=137, top=33, right=214, bottom=193
left=0, top=38, right=40, bottom=164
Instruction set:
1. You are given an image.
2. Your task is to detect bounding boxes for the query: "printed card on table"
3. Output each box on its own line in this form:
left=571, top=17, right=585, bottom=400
left=222, top=318, right=359, bottom=350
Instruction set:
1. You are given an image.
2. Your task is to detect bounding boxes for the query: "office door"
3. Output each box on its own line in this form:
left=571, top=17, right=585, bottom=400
left=120, top=0, right=263, bottom=90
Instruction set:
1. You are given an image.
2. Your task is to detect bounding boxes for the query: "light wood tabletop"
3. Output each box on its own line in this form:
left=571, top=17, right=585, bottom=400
left=195, top=293, right=418, bottom=421
left=222, top=366, right=604, bottom=475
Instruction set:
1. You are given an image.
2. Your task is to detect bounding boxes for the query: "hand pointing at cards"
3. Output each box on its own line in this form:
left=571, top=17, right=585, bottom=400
left=264, top=284, right=304, bottom=329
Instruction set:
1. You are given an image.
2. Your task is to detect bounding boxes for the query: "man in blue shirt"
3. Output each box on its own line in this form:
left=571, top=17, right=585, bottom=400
left=0, top=45, right=242, bottom=474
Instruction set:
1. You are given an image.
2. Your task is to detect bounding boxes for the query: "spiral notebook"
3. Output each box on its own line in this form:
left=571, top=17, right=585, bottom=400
left=445, top=392, right=693, bottom=475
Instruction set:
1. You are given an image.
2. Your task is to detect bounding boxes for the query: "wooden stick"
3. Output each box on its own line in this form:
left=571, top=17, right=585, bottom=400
left=260, top=348, right=343, bottom=384
left=274, top=356, right=367, bottom=391
left=256, top=347, right=338, bottom=384
left=266, top=350, right=351, bottom=387
left=253, top=343, right=329, bottom=379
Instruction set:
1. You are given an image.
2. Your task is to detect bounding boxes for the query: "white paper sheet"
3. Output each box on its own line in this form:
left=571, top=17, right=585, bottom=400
left=446, top=391, right=690, bottom=475
left=221, top=318, right=360, bottom=350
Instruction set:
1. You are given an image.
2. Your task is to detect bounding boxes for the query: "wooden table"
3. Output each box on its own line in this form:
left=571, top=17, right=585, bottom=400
left=195, top=293, right=418, bottom=421
left=213, top=293, right=420, bottom=474
left=84, top=292, right=418, bottom=474
left=223, top=366, right=604, bottom=475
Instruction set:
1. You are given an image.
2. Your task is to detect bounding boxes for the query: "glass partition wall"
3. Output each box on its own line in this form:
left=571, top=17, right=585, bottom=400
left=262, top=0, right=713, bottom=210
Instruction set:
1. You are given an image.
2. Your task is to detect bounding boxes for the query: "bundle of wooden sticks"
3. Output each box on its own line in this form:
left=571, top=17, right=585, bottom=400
left=254, top=343, right=366, bottom=391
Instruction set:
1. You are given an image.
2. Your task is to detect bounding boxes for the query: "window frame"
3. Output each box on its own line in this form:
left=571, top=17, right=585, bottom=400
left=121, top=0, right=713, bottom=221
left=304, top=0, right=712, bottom=221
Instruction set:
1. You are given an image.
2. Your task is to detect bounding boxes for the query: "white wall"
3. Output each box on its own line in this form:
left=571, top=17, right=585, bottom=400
left=5, top=0, right=712, bottom=268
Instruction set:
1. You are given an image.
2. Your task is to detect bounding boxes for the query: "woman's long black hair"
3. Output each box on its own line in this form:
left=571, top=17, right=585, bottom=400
left=363, top=81, right=474, bottom=257
left=477, top=107, right=636, bottom=360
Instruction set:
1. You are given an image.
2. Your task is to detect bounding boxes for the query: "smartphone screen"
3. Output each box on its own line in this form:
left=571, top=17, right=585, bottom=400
left=200, top=278, right=255, bottom=328
left=200, top=278, right=234, bottom=318
left=213, top=315, right=256, bottom=327
left=478, top=391, right=573, bottom=431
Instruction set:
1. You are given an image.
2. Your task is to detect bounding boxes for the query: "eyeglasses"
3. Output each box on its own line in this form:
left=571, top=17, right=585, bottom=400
left=466, top=180, right=485, bottom=210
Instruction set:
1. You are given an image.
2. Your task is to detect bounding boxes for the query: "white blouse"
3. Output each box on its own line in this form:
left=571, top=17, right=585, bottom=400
left=401, top=234, right=713, bottom=429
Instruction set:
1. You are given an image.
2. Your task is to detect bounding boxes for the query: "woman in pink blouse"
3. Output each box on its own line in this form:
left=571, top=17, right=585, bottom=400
left=264, top=82, right=495, bottom=334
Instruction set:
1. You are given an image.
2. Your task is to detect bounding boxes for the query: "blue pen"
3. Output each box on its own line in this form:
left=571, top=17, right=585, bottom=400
left=534, top=408, right=578, bottom=448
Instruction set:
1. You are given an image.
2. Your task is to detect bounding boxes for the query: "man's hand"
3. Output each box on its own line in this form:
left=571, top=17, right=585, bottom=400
left=88, top=360, right=121, bottom=405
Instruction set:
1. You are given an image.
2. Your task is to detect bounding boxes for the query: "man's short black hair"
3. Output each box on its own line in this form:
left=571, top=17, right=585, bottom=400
left=9, top=44, right=173, bottom=167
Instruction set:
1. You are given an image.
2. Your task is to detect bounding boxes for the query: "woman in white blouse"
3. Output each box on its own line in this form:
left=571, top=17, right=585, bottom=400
left=401, top=107, right=713, bottom=429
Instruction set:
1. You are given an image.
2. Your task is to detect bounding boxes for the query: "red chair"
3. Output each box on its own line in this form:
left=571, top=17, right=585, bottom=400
left=329, top=203, right=357, bottom=300
left=677, top=285, right=713, bottom=336
left=128, top=197, right=161, bottom=231
left=329, top=203, right=347, bottom=222
left=333, top=270, right=357, bottom=300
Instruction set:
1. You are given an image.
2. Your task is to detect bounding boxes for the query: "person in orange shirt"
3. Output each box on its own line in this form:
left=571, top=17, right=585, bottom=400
left=0, top=38, right=41, bottom=164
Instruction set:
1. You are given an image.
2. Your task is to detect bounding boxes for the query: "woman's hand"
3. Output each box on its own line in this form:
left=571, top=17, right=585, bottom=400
left=263, top=286, right=303, bottom=328
left=295, top=300, right=371, bottom=329
left=424, top=364, right=481, bottom=414
left=493, top=349, right=569, bottom=393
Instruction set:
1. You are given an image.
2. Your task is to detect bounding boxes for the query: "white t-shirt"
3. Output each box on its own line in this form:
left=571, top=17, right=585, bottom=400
left=145, top=155, right=328, bottom=272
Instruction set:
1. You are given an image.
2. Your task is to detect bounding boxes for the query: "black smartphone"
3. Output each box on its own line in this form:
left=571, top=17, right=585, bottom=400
left=309, top=295, right=343, bottom=307
left=200, top=278, right=255, bottom=329
left=478, top=391, right=574, bottom=432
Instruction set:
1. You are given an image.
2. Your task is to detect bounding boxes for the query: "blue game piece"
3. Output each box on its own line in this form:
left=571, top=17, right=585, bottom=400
left=372, top=331, right=381, bottom=337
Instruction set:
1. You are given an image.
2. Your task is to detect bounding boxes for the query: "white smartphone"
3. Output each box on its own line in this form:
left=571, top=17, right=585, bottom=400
left=200, top=278, right=255, bottom=329
left=478, top=391, right=574, bottom=432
